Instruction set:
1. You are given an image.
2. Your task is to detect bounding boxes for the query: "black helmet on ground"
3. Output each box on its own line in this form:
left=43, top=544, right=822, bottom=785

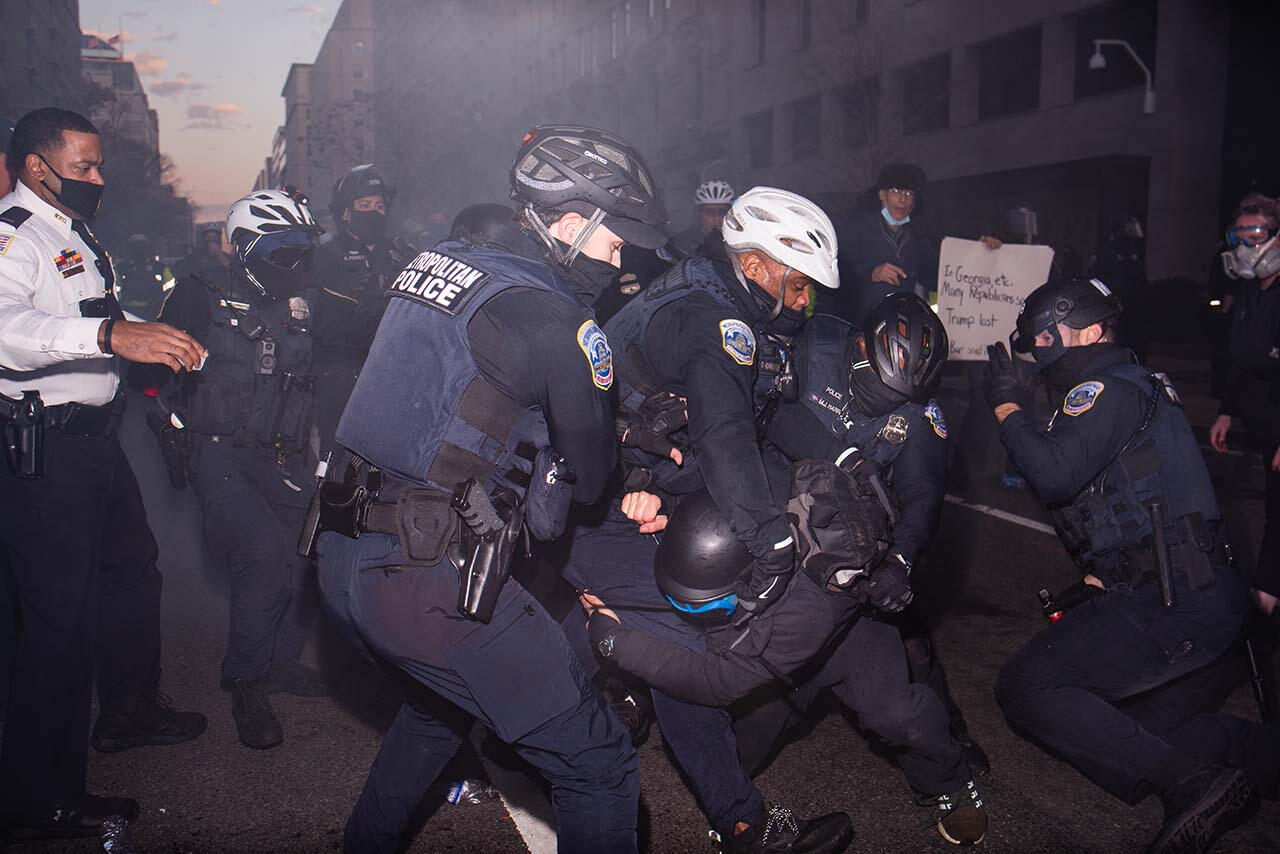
left=848, top=293, right=948, bottom=415
left=329, top=163, right=394, bottom=219
left=654, top=490, right=751, bottom=616
left=1012, top=276, right=1123, bottom=368
left=510, top=124, right=668, bottom=255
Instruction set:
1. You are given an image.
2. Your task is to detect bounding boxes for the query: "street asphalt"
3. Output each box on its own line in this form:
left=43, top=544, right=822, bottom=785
left=4, top=344, right=1278, bottom=854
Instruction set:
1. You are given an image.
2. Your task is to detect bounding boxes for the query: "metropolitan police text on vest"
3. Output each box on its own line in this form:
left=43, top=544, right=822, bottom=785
left=389, top=251, right=490, bottom=313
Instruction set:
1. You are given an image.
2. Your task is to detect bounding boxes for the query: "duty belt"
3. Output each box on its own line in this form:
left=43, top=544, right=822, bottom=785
left=45, top=395, right=126, bottom=437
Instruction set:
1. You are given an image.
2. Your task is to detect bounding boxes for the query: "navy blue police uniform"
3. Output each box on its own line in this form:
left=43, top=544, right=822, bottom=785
left=994, top=345, right=1249, bottom=803
left=317, top=223, right=636, bottom=854
left=555, top=254, right=788, bottom=838
left=150, top=272, right=316, bottom=686
left=310, top=229, right=413, bottom=450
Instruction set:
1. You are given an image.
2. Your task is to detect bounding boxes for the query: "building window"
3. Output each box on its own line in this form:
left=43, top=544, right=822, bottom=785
left=580, top=30, right=587, bottom=76
left=625, top=1, right=632, bottom=36
left=799, top=0, right=812, bottom=48
left=611, top=8, right=619, bottom=59
left=649, top=0, right=656, bottom=19
left=1073, top=0, right=1158, bottom=100
left=752, top=0, right=767, bottom=65
left=354, top=67, right=364, bottom=79
left=847, top=0, right=869, bottom=28
left=743, top=108, right=773, bottom=169
left=977, top=25, right=1042, bottom=120
left=591, top=23, right=598, bottom=71
left=901, top=52, right=950, bottom=135
left=788, top=94, right=821, bottom=159
left=842, top=76, right=880, bottom=147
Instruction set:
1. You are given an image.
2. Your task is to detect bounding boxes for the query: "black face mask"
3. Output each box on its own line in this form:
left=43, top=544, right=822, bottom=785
left=38, top=155, right=104, bottom=219
left=849, top=363, right=909, bottom=417
left=743, top=275, right=807, bottom=336
left=347, top=209, right=387, bottom=244
left=1042, top=342, right=1116, bottom=395
left=561, top=248, right=619, bottom=306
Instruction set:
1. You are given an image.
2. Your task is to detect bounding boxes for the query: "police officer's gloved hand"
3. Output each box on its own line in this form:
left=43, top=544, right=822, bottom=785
left=863, top=552, right=914, bottom=614
left=587, top=609, right=621, bottom=659
left=617, top=392, right=688, bottom=459
left=734, top=539, right=795, bottom=622
left=983, top=342, right=1032, bottom=411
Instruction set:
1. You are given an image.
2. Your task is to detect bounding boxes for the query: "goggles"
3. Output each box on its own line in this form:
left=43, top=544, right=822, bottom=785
left=1226, top=223, right=1277, bottom=248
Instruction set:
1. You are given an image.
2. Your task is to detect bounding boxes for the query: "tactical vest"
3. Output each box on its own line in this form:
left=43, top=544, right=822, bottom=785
left=178, top=278, right=314, bottom=452
left=1048, top=361, right=1219, bottom=570
left=335, top=240, right=574, bottom=499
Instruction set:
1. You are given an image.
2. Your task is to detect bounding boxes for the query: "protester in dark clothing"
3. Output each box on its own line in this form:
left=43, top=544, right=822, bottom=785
left=830, top=163, right=1000, bottom=327
left=1091, top=212, right=1149, bottom=362
left=1209, top=193, right=1280, bottom=620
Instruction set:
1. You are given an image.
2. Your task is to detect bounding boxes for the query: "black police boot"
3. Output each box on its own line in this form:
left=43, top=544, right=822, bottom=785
left=228, top=677, right=284, bottom=750
left=923, top=779, right=988, bottom=846
left=264, top=660, right=331, bottom=697
left=2, top=794, right=139, bottom=841
left=1149, top=765, right=1257, bottom=854
left=91, top=691, right=208, bottom=753
left=716, top=803, right=855, bottom=853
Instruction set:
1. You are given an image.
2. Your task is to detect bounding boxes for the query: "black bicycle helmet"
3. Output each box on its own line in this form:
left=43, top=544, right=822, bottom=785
left=330, top=163, right=394, bottom=219
left=854, top=293, right=949, bottom=404
left=654, top=490, right=752, bottom=612
left=510, top=124, right=668, bottom=250
left=1013, top=276, right=1123, bottom=366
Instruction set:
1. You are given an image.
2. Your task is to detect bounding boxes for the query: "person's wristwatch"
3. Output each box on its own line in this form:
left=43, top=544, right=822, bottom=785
left=596, top=634, right=615, bottom=659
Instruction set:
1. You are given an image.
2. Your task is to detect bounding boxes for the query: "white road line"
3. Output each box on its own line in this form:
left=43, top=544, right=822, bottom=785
left=472, top=731, right=557, bottom=854
left=944, top=493, right=1057, bottom=536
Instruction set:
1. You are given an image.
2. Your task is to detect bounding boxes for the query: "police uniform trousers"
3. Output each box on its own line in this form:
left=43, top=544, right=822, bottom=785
left=995, top=564, right=1248, bottom=802
left=188, top=440, right=311, bottom=682
left=317, top=530, right=639, bottom=854
left=733, top=616, right=968, bottom=797
left=557, top=500, right=767, bottom=836
left=0, top=430, right=163, bottom=821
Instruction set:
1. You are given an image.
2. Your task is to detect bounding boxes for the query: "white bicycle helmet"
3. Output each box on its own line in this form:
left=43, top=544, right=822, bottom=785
left=694, top=179, right=735, bottom=207
left=225, top=190, right=318, bottom=244
left=721, top=186, right=839, bottom=290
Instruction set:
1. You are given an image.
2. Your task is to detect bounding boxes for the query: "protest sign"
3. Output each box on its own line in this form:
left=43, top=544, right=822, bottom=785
left=935, top=238, right=1055, bottom=360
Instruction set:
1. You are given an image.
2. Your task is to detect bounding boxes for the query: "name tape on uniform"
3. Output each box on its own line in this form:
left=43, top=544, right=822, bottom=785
left=387, top=250, right=491, bottom=315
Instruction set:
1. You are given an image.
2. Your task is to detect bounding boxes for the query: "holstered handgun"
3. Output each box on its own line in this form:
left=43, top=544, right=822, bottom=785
left=145, top=410, right=191, bottom=490
left=448, top=479, right=527, bottom=623
left=1, top=390, right=45, bottom=479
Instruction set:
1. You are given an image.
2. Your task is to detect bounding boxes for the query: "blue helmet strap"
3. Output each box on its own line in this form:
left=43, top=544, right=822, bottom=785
left=666, top=593, right=739, bottom=615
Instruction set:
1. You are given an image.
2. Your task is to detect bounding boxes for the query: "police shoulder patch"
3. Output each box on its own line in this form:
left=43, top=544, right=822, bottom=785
left=385, top=249, right=491, bottom=316
left=0, top=234, right=12, bottom=256
left=1062, top=380, right=1104, bottom=416
left=577, top=320, right=613, bottom=390
left=924, top=401, right=948, bottom=439
left=719, top=318, right=755, bottom=366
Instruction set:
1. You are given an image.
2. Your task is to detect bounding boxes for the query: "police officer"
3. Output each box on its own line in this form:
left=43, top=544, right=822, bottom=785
left=584, top=297, right=989, bottom=846
left=311, top=164, right=414, bottom=451
left=669, top=178, right=736, bottom=258
left=986, top=277, right=1257, bottom=854
left=315, top=125, right=667, bottom=854
left=137, top=189, right=327, bottom=750
left=0, top=107, right=207, bottom=840
left=560, top=187, right=852, bottom=853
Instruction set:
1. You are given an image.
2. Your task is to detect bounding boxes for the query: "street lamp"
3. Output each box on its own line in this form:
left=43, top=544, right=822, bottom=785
left=1089, top=38, right=1156, bottom=114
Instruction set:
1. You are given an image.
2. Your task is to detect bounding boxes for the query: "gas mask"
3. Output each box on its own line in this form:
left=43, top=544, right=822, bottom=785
left=1222, top=233, right=1280, bottom=280
left=37, top=155, right=104, bottom=220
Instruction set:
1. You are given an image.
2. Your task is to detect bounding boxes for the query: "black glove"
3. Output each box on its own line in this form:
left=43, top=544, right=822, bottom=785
left=984, top=342, right=1032, bottom=412
left=863, top=553, right=914, bottom=614
left=618, top=392, right=688, bottom=459
left=587, top=609, right=621, bottom=659
left=734, top=539, right=795, bottom=622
